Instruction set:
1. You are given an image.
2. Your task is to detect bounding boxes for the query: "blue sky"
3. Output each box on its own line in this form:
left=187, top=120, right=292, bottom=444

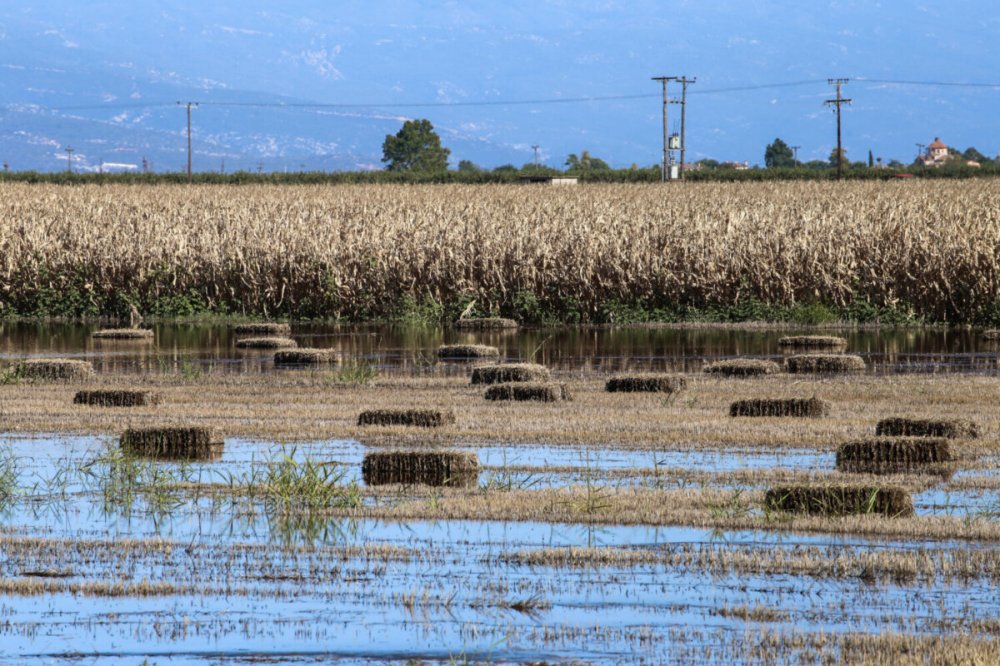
left=1, top=1, right=998, bottom=171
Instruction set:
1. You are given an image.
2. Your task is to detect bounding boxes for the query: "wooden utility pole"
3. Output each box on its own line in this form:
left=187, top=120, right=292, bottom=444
left=651, top=76, right=676, bottom=182
left=177, top=101, right=198, bottom=181
left=824, top=79, right=852, bottom=180
left=791, top=145, right=801, bottom=165
left=64, top=146, right=74, bottom=173
left=673, top=76, right=696, bottom=178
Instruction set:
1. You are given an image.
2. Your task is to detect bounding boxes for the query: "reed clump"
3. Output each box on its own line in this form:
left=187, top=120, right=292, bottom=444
left=234, top=323, right=290, bottom=335
left=470, top=363, right=550, bottom=385
left=778, top=335, right=848, bottom=349
left=235, top=337, right=298, bottom=349
left=764, top=484, right=913, bottom=517
left=73, top=390, right=160, bottom=408
left=836, top=438, right=952, bottom=475
left=454, top=317, right=518, bottom=330
left=15, top=359, right=95, bottom=382
left=484, top=382, right=571, bottom=402
left=605, top=374, right=687, bottom=394
left=273, top=349, right=333, bottom=366
left=785, top=354, right=865, bottom=374
left=357, top=409, right=456, bottom=428
left=876, top=417, right=980, bottom=440
left=437, top=344, right=500, bottom=360
left=119, top=426, right=224, bottom=461
left=729, top=397, right=830, bottom=418
left=91, top=329, right=154, bottom=340
left=362, top=450, right=479, bottom=487
left=983, top=330, right=1000, bottom=340
left=703, top=359, right=781, bottom=377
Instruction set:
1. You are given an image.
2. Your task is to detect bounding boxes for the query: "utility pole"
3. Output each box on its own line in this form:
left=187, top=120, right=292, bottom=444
left=531, top=144, right=540, bottom=169
left=176, top=101, right=198, bottom=181
left=671, top=76, right=696, bottom=178
left=824, top=78, right=852, bottom=180
left=915, top=143, right=926, bottom=161
left=651, top=76, right=677, bottom=182
left=64, top=146, right=74, bottom=173
left=2, top=161, right=8, bottom=173
left=791, top=145, right=801, bottom=165
left=256, top=162, right=264, bottom=174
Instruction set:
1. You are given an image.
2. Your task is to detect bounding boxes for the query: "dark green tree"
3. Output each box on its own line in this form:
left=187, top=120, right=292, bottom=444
left=457, top=159, right=481, bottom=173
left=962, top=147, right=990, bottom=163
left=868, top=149, right=874, bottom=168
left=828, top=148, right=848, bottom=169
left=381, top=119, right=451, bottom=172
left=565, top=150, right=610, bottom=172
left=764, top=138, right=795, bottom=168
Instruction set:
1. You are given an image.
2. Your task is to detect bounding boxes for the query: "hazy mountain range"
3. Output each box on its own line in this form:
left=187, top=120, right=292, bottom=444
left=0, top=1, right=997, bottom=173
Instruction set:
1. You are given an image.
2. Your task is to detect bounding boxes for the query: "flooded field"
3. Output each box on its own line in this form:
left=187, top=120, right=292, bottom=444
left=0, top=323, right=998, bottom=664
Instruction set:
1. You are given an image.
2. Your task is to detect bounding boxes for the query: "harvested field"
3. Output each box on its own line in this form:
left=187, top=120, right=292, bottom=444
left=357, top=408, right=456, bottom=428
left=786, top=354, right=866, bottom=374
left=876, top=417, right=981, bottom=439
left=235, top=337, right=298, bottom=349
left=15, top=359, right=95, bottom=381
left=764, top=484, right=914, bottom=517
left=484, top=382, right=571, bottom=402
left=703, top=359, right=781, bottom=377
left=273, top=348, right=333, bottom=365
left=233, top=322, right=290, bottom=335
left=453, top=317, right=518, bottom=330
left=362, top=450, right=479, bottom=487
left=437, top=344, right=500, bottom=360
left=605, top=374, right=687, bottom=394
left=119, top=426, right=224, bottom=461
left=73, top=389, right=160, bottom=408
left=729, top=397, right=830, bottom=418
left=778, top=335, right=848, bottom=349
left=91, top=328, right=154, bottom=340
left=836, top=438, right=952, bottom=475
left=470, top=363, right=550, bottom=385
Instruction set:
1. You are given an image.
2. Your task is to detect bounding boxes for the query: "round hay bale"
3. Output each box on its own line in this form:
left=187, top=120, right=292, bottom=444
left=836, top=438, right=952, bottom=475
left=729, top=397, right=830, bottom=418
left=16, top=359, right=95, bottom=382
left=453, top=317, right=518, bottom=330
left=357, top=409, right=456, bottom=428
left=777, top=335, right=848, bottom=350
left=234, top=322, right=291, bottom=335
left=764, top=484, right=913, bottom=517
left=273, top=349, right=333, bottom=366
left=92, top=328, right=154, bottom=340
left=605, top=374, right=687, bottom=394
left=120, top=426, right=224, bottom=461
left=875, top=417, right=980, bottom=440
left=74, top=390, right=160, bottom=408
left=484, top=382, right=571, bottom=402
left=983, top=329, right=1000, bottom=341
left=470, top=363, right=550, bottom=385
left=785, top=354, right=865, bottom=374
left=437, top=344, right=500, bottom=360
left=362, top=450, right=479, bottom=487
left=235, top=337, right=298, bottom=349
left=702, top=359, right=781, bottom=377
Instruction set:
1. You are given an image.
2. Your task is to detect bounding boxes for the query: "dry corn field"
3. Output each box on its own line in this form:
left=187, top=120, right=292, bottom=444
left=1, top=181, right=999, bottom=321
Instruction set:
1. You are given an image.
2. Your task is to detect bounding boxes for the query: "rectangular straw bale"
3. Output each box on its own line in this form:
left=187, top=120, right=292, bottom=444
left=437, top=344, right=501, bottom=360
left=273, top=348, right=332, bottom=365
left=605, top=374, right=687, bottom=394
left=453, top=317, right=519, bottom=330
left=764, top=484, right=913, bottom=517
left=16, top=359, right=95, bottom=382
left=836, top=438, right=952, bottom=475
left=235, top=337, right=298, bottom=349
left=785, top=354, right=865, bottom=374
left=470, top=363, right=550, bottom=385
left=92, top=328, right=154, bottom=340
left=120, top=426, right=224, bottom=461
left=777, top=335, right=848, bottom=349
left=358, top=409, right=456, bottom=428
left=362, top=450, right=479, bottom=487
left=484, top=382, right=571, bottom=402
left=234, top=322, right=291, bottom=335
left=703, top=359, right=781, bottom=377
left=875, top=417, right=980, bottom=439
left=729, top=397, right=830, bottom=418
left=74, top=390, right=160, bottom=407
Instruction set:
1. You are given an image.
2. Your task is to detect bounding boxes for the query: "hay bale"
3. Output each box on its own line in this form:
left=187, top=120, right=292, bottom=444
left=234, top=322, right=291, bottom=335
left=362, top=450, right=479, bottom=487
left=764, top=484, right=913, bottom=517
left=484, top=382, right=571, bottom=402
left=605, top=374, right=687, bottom=394
left=876, top=417, right=980, bottom=440
left=437, top=344, right=500, bottom=360
left=983, top=330, right=1000, bottom=341
left=358, top=409, right=456, bottom=428
left=74, top=390, right=160, bottom=408
left=778, top=335, right=848, bottom=349
left=235, top=337, right=298, bottom=349
left=836, top=438, right=952, bottom=475
left=453, top=317, right=518, bottom=330
left=785, top=354, right=865, bottom=374
left=15, top=359, right=95, bottom=382
left=92, top=328, right=154, bottom=340
left=702, top=359, right=781, bottom=377
left=119, top=427, right=224, bottom=461
left=470, top=363, right=550, bottom=385
left=729, top=397, right=830, bottom=418
left=273, top=349, right=333, bottom=366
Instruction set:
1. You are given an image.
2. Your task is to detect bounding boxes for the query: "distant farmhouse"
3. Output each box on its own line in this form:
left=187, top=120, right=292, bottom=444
left=916, top=137, right=981, bottom=168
